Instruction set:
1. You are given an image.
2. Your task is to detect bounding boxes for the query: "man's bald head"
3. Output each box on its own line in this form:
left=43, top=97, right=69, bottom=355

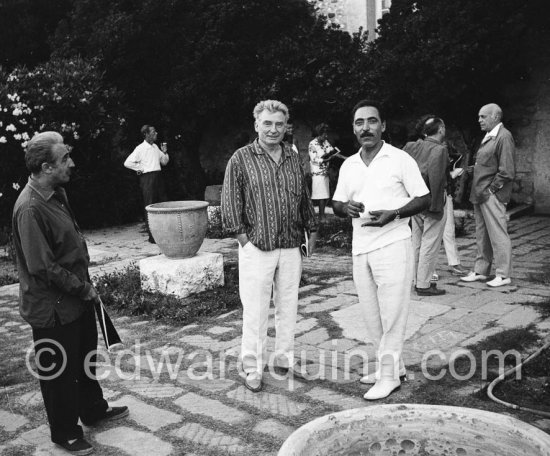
left=478, top=103, right=503, bottom=132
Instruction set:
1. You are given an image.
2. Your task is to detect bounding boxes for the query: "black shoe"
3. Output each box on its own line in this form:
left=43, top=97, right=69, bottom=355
left=83, top=406, right=129, bottom=426
left=272, top=366, right=289, bottom=376
left=415, top=286, right=446, bottom=296
left=56, top=438, right=94, bottom=455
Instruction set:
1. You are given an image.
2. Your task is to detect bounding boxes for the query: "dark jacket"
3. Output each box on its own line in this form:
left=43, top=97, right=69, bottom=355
left=404, top=138, right=449, bottom=219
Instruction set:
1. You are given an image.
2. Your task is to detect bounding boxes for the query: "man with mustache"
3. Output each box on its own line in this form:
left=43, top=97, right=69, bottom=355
left=332, top=100, right=430, bottom=400
left=461, top=103, right=515, bottom=287
left=12, top=132, right=128, bottom=455
left=221, top=100, right=318, bottom=392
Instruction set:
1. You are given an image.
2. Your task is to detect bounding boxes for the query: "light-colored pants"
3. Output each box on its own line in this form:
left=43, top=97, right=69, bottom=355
left=474, top=194, right=512, bottom=278
left=442, top=194, right=461, bottom=266
left=238, top=242, right=302, bottom=376
left=412, top=209, right=447, bottom=288
left=352, top=239, right=413, bottom=375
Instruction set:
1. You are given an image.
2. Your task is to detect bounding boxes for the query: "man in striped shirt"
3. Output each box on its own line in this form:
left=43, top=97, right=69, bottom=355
left=221, top=100, right=318, bottom=392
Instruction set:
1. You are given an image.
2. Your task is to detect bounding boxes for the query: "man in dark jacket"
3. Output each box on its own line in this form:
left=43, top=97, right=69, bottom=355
left=12, top=131, right=128, bottom=455
left=404, top=116, right=449, bottom=296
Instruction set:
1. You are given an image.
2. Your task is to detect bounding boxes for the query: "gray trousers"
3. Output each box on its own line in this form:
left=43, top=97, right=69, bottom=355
left=473, top=194, right=512, bottom=278
left=412, top=210, right=447, bottom=288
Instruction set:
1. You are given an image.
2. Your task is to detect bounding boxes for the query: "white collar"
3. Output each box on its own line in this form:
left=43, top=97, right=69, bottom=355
left=484, top=123, right=502, bottom=138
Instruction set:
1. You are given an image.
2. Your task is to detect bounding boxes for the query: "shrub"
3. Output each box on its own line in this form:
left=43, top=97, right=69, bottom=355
left=0, top=57, right=140, bottom=232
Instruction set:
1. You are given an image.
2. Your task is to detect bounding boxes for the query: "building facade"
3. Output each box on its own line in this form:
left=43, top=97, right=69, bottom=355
left=308, top=0, right=391, bottom=40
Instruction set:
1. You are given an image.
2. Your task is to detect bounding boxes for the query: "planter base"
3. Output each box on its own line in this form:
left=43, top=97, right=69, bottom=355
left=140, top=252, right=224, bottom=298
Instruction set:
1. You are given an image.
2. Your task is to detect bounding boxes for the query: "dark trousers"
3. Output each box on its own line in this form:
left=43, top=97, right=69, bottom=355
left=139, top=171, right=166, bottom=235
left=32, top=308, right=107, bottom=444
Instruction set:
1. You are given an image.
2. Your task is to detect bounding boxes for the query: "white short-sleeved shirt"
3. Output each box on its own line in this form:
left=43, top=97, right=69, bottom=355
left=124, top=141, right=169, bottom=174
left=333, top=142, right=429, bottom=255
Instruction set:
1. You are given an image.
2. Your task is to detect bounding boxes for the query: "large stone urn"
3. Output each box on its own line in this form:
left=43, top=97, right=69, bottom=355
left=278, top=404, right=550, bottom=456
left=146, top=201, right=209, bottom=258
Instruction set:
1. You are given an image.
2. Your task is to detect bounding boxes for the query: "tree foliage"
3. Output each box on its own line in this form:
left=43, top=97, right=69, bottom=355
left=0, top=0, right=73, bottom=70
left=52, top=0, right=370, bottom=135
left=369, top=0, right=542, bottom=127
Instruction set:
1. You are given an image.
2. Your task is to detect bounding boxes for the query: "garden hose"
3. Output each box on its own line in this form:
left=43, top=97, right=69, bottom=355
left=487, top=335, right=550, bottom=418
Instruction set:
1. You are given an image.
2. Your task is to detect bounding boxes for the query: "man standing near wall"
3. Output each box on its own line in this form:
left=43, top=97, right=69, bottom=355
left=221, top=100, right=318, bottom=393
left=332, top=100, right=430, bottom=400
left=124, top=125, right=169, bottom=243
left=461, top=103, right=515, bottom=287
left=13, top=132, right=128, bottom=455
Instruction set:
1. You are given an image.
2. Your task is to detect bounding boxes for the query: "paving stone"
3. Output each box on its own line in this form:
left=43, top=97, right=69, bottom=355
left=102, top=388, right=121, bottom=400
left=226, top=386, right=308, bottom=417
left=294, top=318, right=318, bottom=335
left=452, top=312, right=498, bottom=333
left=318, top=338, right=358, bottom=352
left=0, top=409, right=29, bottom=432
left=2, top=321, right=19, bottom=327
left=123, top=378, right=185, bottom=398
left=497, top=306, right=541, bottom=328
left=95, top=426, right=173, bottom=456
left=171, top=422, right=251, bottom=455
left=459, top=327, right=506, bottom=347
left=17, top=391, right=42, bottom=408
left=409, top=329, right=469, bottom=353
left=207, top=326, right=234, bottom=335
left=298, top=284, right=323, bottom=295
left=175, top=392, right=250, bottom=423
left=10, top=424, right=51, bottom=447
left=261, top=373, right=307, bottom=392
left=303, top=362, right=358, bottom=384
left=305, top=386, right=364, bottom=410
left=431, top=307, right=473, bottom=324
left=299, top=301, right=335, bottom=313
left=295, top=328, right=329, bottom=345
left=176, top=372, right=236, bottom=392
left=179, top=334, right=231, bottom=352
left=253, top=419, right=295, bottom=441
left=107, top=395, right=182, bottom=431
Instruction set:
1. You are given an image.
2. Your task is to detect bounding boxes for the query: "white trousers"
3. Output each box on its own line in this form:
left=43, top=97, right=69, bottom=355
left=442, top=194, right=461, bottom=266
left=412, top=208, right=447, bottom=288
left=352, top=239, right=413, bottom=375
left=474, top=194, right=512, bottom=278
left=238, top=242, right=302, bottom=376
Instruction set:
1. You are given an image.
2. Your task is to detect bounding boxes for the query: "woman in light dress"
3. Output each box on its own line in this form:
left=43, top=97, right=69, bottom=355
left=308, top=123, right=344, bottom=220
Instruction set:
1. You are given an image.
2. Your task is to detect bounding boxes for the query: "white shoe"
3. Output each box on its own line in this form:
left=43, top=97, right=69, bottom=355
left=487, top=276, right=512, bottom=287
left=359, top=369, right=407, bottom=384
left=363, top=378, right=401, bottom=400
left=460, top=272, right=488, bottom=282
left=431, top=273, right=439, bottom=282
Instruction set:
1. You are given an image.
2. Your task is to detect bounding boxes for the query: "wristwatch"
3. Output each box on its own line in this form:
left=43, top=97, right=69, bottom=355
left=394, top=209, right=401, bottom=221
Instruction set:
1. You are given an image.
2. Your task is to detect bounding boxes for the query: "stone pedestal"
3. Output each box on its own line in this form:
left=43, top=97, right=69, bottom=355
left=140, top=252, right=224, bottom=298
